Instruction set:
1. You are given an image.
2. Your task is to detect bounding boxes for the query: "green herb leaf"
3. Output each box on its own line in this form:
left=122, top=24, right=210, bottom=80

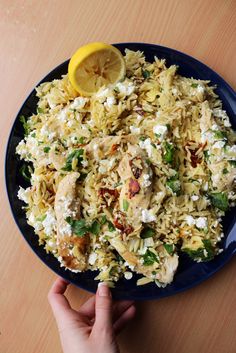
left=31, top=133, right=36, bottom=138
left=142, top=70, right=151, bottom=79
left=182, top=239, right=214, bottom=261
left=191, top=83, right=198, bottom=88
left=203, top=150, right=209, bottom=160
left=222, top=168, right=229, bottom=174
left=36, top=214, right=46, bottom=222
left=65, top=217, right=88, bottom=237
left=108, top=221, right=115, bottom=232
left=140, top=227, right=155, bottom=239
left=62, top=149, right=84, bottom=171
left=20, top=163, right=33, bottom=182
left=43, top=146, right=50, bottom=153
left=229, top=160, right=236, bottom=167
left=100, top=215, right=107, bottom=225
left=90, top=220, right=101, bottom=235
left=114, top=87, right=120, bottom=93
left=166, top=175, right=181, bottom=195
left=213, top=130, right=227, bottom=140
left=142, top=249, right=159, bottom=266
left=78, top=137, right=84, bottom=144
left=163, top=243, right=174, bottom=255
left=209, top=192, right=229, bottom=211
left=123, top=199, right=129, bottom=212
left=37, top=107, right=44, bottom=114
left=19, top=115, right=30, bottom=136
left=139, top=136, right=148, bottom=141
left=163, top=142, right=175, bottom=164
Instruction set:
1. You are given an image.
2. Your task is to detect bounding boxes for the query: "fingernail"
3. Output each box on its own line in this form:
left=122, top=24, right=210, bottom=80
left=98, top=282, right=111, bottom=297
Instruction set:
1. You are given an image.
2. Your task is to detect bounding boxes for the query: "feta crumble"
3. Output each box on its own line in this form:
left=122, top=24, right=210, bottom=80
left=191, top=195, right=199, bottom=201
left=153, top=124, right=168, bottom=139
left=141, top=209, right=156, bottom=223
left=18, top=186, right=31, bottom=204
left=42, top=209, right=57, bottom=235
left=124, top=271, right=133, bottom=280
left=139, top=138, right=153, bottom=158
left=130, top=125, right=141, bottom=134
left=185, top=215, right=195, bottom=226
left=196, top=217, right=208, bottom=229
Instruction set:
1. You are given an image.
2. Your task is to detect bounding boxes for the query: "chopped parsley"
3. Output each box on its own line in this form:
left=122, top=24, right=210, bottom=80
left=191, top=83, right=198, bottom=88
left=214, top=130, right=227, bottom=140
left=36, top=214, right=46, bottom=222
left=19, top=115, right=30, bottom=136
left=78, top=136, right=84, bottom=144
left=142, top=249, right=159, bottom=266
left=66, top=217, right=101, bottom=236
left=66, top=218, right=88, bottom=237
left=62, top=149, right=84, bottom=171
left=43, top=146, right=50, bottom=153
left=123, top=199, right=129, bottom=212
left=37, top=107, right=45, bottom=114
left=166, top=175, right=181, bottom=195
left=163, top=243, right=174, bottom=255
left=229, top=160, right=236, bottom=167
left=100, top=215, right=107, bottom=225
left=20, top=163, right=33, bottom=182
left=163, top=142, right=175, bottom=164
left=140, top=227, right=155, bottom=239
left=142, top=69, right=151, bottom=79
left=108, top=221, right=115, bottom=232
left=182, top=239, right=215, bottom=261
left=209, top=192, right=229, bottom=212
left=203, top=150, right=210, bottom=160
left=222, top=168, right=229, bottom=174
left=90, top=220, right=101, bottom=235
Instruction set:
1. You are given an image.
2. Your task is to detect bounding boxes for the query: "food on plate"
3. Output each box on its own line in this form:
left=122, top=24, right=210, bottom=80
left=16, top=45, right=236, bottom=287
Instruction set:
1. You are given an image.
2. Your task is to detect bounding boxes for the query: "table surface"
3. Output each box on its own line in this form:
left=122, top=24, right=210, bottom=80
left=1, top=1, right=236, bottom=352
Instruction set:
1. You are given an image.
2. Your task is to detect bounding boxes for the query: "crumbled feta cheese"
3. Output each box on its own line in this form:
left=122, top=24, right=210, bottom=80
left=48, top=240, right=56, bottom=248
left=202, top=182, right=208, bottom=191
left=58, top=108, right=68, bottom=122
left=88, top=252, right=97, bottom=265
left=136, top=114, right=142, bottom=122
left=130, top=125, right=141, bottom=134
left=212, top=141, right=225, bottom=149
left=196, top=217, right=208, bottom=229
left=172, top=88, right=178, bottom=96
left=156, top=111, right=161, bottom=118
left=191, top=195, right=199, bottom=201
left=42, top=209, right=57, bottom=235
left=60, top=223, right=72, bottom=236
left=67, top=120, right=74, bottom=128
left=144, top=237, right=154, bottom=247
left=142, top=174, right=152, bottom=187
left=211, top=173, right=221, bottom=186
left=124, top=271, right=133, bottom=280
left=201, top=131, right=215, bottom=143
left=213, top=109, right=231, bottom=127
left=197, top=85, right=205, bottom=93
left=153, top=125, right=168, bottom=139
left=18, top=186, right=31, bottom=203
left=141, top=209, right=156, bottom=223
left=104, top=96, right=116, bottom=109
left=211, top=124, right=219, bottom=131
left=96, top=88, right=110, bottom=101
left=16, top=140, right=28, bottom=158
left=185, top=215, right=195, bottom=226
left=81, top=160, right=88, bottom=168
left=226, top=145, right=236, bottom=154
left=116, top=81, right=135, bottom=96
left=70, top=97, right=88, bottom=110
left=139, top=138, right=153, bottom=158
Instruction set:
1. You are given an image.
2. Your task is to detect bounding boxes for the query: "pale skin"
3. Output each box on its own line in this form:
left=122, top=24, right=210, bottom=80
left=48, top=278, right=136, bottom=353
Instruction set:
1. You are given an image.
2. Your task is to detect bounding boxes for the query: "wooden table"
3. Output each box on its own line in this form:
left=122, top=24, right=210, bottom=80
left=1, top=1, right=236, bottom=352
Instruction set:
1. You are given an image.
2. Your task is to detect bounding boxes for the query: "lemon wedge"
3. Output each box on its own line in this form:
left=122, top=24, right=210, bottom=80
left=68, top=42, right=126, bottom=96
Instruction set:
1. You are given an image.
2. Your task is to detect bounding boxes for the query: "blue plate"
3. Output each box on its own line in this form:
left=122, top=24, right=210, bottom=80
left=5, top=43, right=236, bottom=300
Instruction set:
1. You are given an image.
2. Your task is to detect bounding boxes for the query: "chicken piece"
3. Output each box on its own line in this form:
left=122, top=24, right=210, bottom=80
left=117, top=144, right=153, bottom=230
left=49, top=149, right=66, bottom=170
left=55, top=172, right=89, bottom=271
left=109, top=237, right=178, bottom=284
left=85, top=135, right=139, bottom=160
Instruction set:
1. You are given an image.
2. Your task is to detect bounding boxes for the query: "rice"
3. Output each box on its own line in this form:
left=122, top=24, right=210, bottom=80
left=16, top=49, right=236, bottom=286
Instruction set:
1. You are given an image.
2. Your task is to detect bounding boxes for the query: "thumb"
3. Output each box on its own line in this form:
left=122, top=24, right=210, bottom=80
left=93, top=283, right=113, bottom=332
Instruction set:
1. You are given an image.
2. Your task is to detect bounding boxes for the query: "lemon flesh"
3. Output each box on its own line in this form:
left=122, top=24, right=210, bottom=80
left=68, top=42, right=126, bottom=96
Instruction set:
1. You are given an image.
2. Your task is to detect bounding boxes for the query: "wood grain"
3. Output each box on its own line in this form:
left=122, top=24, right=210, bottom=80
left=0, top=1, right=236, bottom=352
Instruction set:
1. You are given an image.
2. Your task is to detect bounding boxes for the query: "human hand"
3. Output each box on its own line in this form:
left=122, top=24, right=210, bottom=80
left=48, top=278, right=136, bottom=353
